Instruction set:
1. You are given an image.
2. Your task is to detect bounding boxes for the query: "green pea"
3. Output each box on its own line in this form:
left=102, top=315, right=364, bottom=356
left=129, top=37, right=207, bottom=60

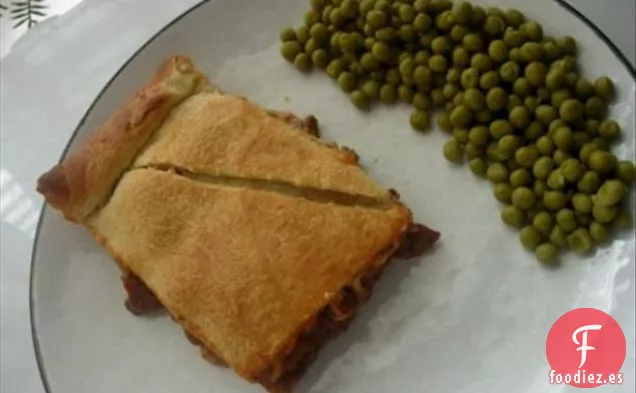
left=589, top=221, right=609, bottom=243
left=535, top=136, right=554, bottom=157
left=535, top=243, right=559, bottom=265
left=434, top=9, right=455, bottom=31
left=543, top=191, right=567, bottom=211
left=469, top=157, right=488, bottom=177
left=350, top=90, right=369, bottom=110
left=504, top=29, right=527, bottom=48
left=497, top=135, right=520, bottom=158
left=468, top=125, right=490, bottom=146
left=616, top=161, right=636, bottom=184
left=413, top=0, right=430, bottom=12
left=429, top=55, right=448, bottom=73
left=525, top=62, right=547, bottom=87
left=567, top=228, right=593, bottom=254
left=360, top=80, right=379, bottom=100
left=516, top=146, right=540, bottom=168
left=465, top=142, right=484, bottom=160
left=304, top=9, right=321, bottom=26
left=552, top=126, right=573, bottom=151
left=448, top=105, right=472, bottom=128
left=410, top=109, right=431, bottom=131
left=506, top=94, right=523, bottom=112
left=398, top=84, right=414, bottom=103
left=450, top=24, right=470, bottom=43
left=338, top=72, right=356, bottom=93
left=533, top=156, right=554, bottom=180
left=281, top=41, right=303, bottom=62
left=280, top=27, right=297, bottom=42
left=451, top=1, right=473, bottom=24
left=505, top=9, right=525, bottom=27
left=311, top=49, right=329, bottom=68
left=533, top=211, right=554, bottom=234
left=585, top=96, right=606, bottom=119
left=511, top=187, right=536, bottom=210
left=588, top=150, right=617, bottom=174
left=475, top=109, right=494, bottom=125
left=484, top=15, right=505, bottom=36
left=548, top=226, right=567, bottom=248
left=293, top=53, right=313, bottom=72
left=446, top=67, right=462, bottom=84
left=551, top=89, right=572, bottom=108
left=379, top=83, right=398, bottom=104
left=463, top=33, right=484, bottom=53
left=410, top=93, right=430, bottom=111
left=501, top=205, right=526, bottom=228
left=489, top=119, right=513, bottom=139
left=520, top=42, right=543, bottom=62
left=592, top=205, right=617, bottom=224
left=510, top=168, right=531, bottom=188
left=413, top=13, right=432, bottom=32
left=499, top=61, right=520, bottom=83
left=543, top=41, right=563, bottom=62
left=555, top=209, right=577, bottom=232
left=461, top=68, right=480, bottom=89
left=486, top=87, right=508, bottom=111
left=547, top=169, right=566, bottom=190
left=559, top=99, right=584, bottom=123
left=452, top=128, right=469, bottom=144
left=486, top=142, right=506, bottom=162
left=570, top=194, right=593, bottom=215
left=560, top=158, right=585, bottom=182
left=431, top=88, right=446, bottom=106
left=593, top=180, right=626, bottom=207
left=593, top=76, right=614, bottom=100
left=575, top=78, right=594, bottom=99
left=519, top=226, right=542, bottom=250
left=479, top=71, right=499, bottom=90
left=436, top=111, right=452, bottom=132
left=521, top=21, right=543, bottom=41
left=577, top=171, right=601, bottom=194
left=452, top=47, right=470, bottom=68
left=326, top=59, right=346, bottom=78
left=599, top=120, right=621, bottom=141
left=613, top=209, right=633, bottom=230
left=440, top=139, right=462, bottom=162
left=553, top=150, right=572, bottom=166
left=367, top=10, right=387, bottom=28
left=509, top=106, right=530, bottom=129
left=460, top=88, right=484, bottom=112
left=510, top=78, right=530, bottom=98
left=370, top=41, right=391, bottom=62
left=487, top=162, right=510, bottom=183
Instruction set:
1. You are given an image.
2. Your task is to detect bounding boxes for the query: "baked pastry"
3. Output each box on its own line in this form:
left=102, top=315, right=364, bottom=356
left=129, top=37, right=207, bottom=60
left=37, top=56, right=440, bottom=392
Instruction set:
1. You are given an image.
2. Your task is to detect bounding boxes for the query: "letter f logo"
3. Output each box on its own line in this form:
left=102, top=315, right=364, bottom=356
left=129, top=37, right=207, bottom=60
left=572, top=324, right=603, bottom=368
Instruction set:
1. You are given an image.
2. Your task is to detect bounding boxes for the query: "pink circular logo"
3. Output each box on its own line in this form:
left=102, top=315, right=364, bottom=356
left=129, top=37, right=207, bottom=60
left=546, top=308, right=626, bottom=388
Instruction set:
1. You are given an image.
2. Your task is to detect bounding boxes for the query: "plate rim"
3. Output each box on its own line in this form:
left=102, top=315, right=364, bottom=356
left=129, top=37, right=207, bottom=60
left=29, top=0, right=636, bottom=392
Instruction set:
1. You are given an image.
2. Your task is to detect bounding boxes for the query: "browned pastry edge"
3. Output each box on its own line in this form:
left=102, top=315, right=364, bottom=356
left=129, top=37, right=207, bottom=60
left=36, top=56, right=209, bottom=222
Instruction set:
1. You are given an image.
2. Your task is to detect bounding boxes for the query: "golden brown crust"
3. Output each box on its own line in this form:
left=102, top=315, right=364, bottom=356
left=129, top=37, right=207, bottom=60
left=36, top=56, right=434, bottom=392
left=86, top=168, right=410, bottom=380
left=36, top=56, right=211, bottom=221
left=133, top=94, right=385, bottom=199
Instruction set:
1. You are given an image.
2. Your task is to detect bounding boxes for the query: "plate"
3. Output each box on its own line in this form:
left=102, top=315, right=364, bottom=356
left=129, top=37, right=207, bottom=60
left=31, top=0, right=635, bottom=392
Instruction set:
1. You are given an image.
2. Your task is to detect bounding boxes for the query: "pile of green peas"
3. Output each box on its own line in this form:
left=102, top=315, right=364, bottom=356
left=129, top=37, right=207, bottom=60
left=280, top=0, right=635, bottom=265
